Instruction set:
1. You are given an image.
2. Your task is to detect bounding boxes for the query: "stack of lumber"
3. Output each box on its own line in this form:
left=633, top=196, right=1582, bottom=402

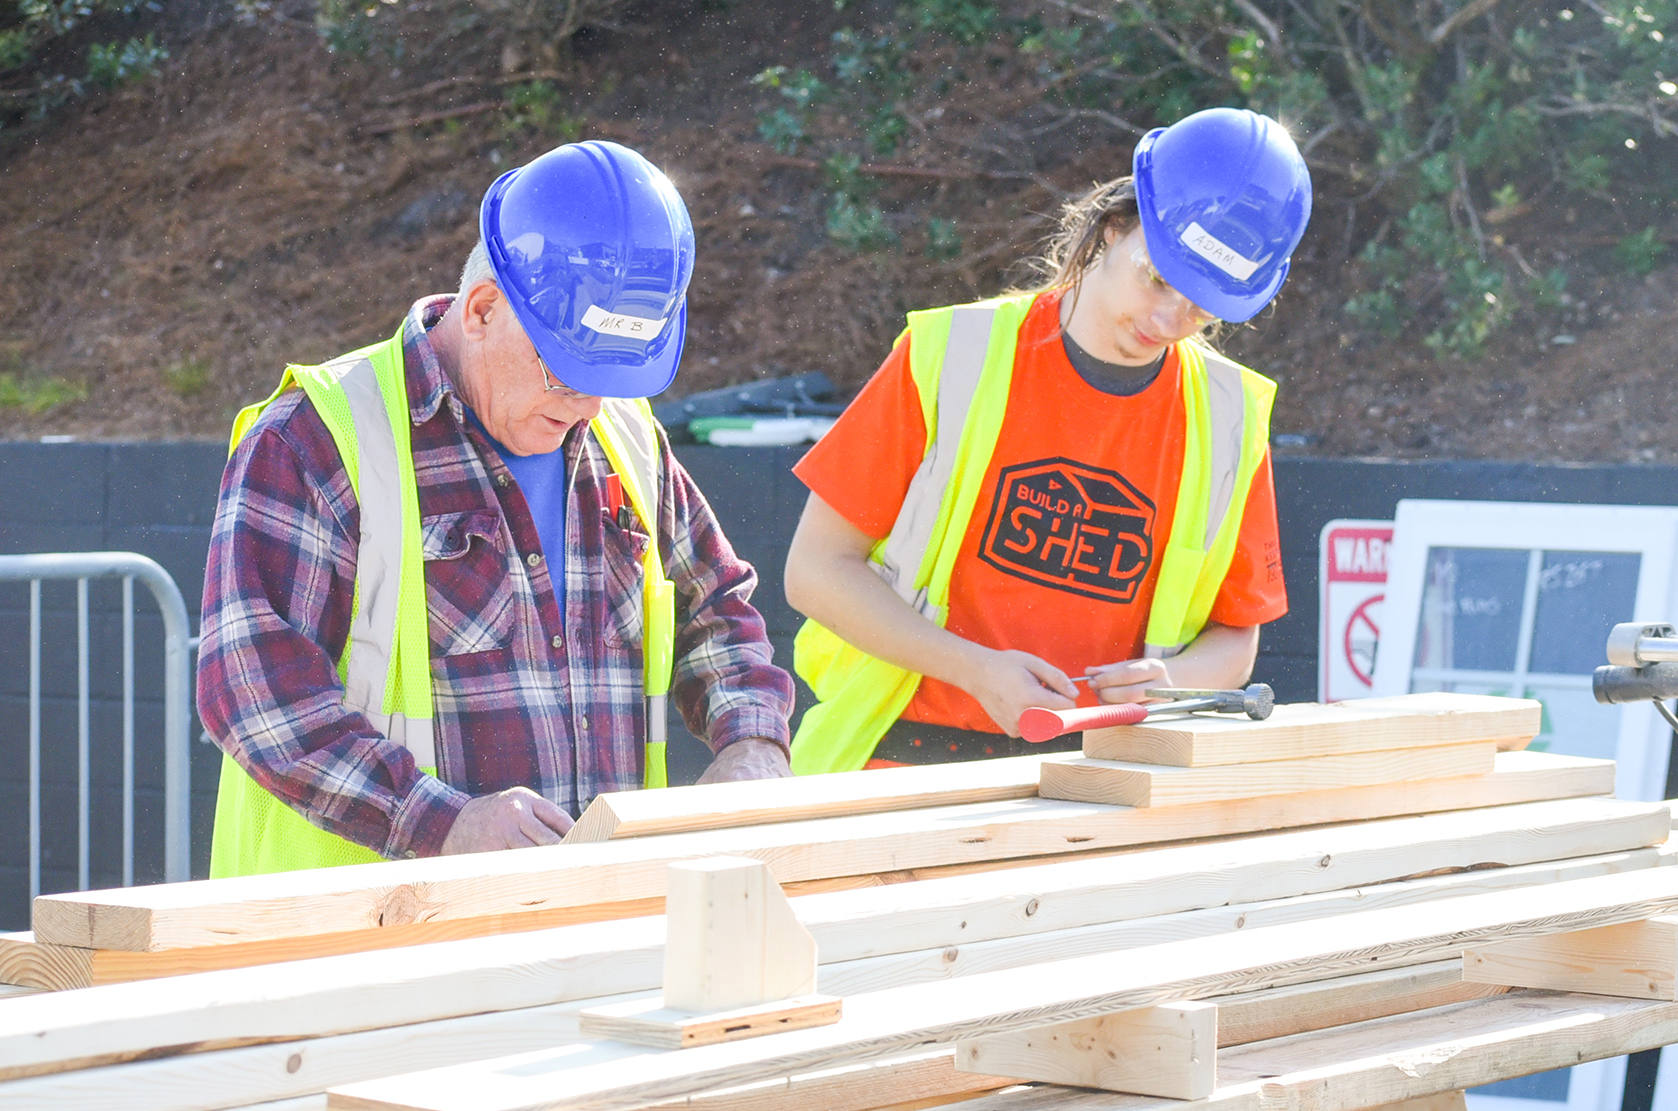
left=0, top=692, right=1672, bottom=1111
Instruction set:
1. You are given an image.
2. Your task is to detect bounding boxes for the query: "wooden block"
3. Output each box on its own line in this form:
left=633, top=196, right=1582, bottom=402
left=664, top=858, right=816, bottom=1013
left=1040, top=744, right=1496, bottom=807
left=1358, top=1093, right=1468, bottom=1111
left=29, top=751, right=1616, bottom=954
left=935, top=992, right=1678, bottom=1111
left=578, top=994, right=842, bottom=1049
left=319, top=866, right=1678, bottom=1111
left=564, top=755, right=1069, bottom=843
left=1082, top=693, right=1540, bottom=766
left=956, top=1001, right=1216, bottom=1098
left=1463, top=914, right=1678, bottom=999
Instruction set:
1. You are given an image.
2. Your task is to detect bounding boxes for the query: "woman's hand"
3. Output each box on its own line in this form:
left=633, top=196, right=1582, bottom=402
left=1085, top=624, right=1262, bottom=705
left=1086, top=657, right=1172, bottom=704
left=958, top=647, right=1078, bottom=736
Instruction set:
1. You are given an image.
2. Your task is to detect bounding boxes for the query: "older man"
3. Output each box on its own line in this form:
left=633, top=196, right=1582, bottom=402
left=198, top=141, right=793, bottom=876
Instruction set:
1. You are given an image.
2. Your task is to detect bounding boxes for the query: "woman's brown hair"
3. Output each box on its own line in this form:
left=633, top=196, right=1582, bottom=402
left=1016, top=177, right=1140, bottom=295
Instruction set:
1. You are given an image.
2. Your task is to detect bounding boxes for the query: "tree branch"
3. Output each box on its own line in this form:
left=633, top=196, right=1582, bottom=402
left=1429, top=0, right=1505, bottom=46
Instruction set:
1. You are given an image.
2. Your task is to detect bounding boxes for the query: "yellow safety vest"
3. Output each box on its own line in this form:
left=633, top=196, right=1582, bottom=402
left=208, top=326, right=676, bottom=877
left=789, top=292, right=1275, bottom=775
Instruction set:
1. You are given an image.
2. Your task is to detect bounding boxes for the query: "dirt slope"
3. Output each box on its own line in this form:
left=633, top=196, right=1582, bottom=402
left=0, top=0, right=1674, bottom=462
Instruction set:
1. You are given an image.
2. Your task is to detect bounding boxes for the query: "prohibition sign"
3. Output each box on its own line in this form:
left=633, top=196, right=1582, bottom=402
left=1343, top=594, right=1383, bottom=688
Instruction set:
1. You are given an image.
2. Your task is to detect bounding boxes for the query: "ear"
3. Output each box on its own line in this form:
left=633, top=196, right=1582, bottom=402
left=458, top=280, right=501, bottom=341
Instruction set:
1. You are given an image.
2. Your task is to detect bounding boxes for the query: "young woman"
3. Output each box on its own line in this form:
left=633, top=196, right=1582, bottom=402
left=784, top=107, right=1313, bottom=773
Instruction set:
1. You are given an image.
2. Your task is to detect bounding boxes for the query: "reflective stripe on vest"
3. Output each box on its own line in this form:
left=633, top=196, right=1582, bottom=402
left=875, top=303, right=996, bottom=619
left=209, top=332, right=674, bottom=876
left=333, top=341, right=438, bottom=766
left=788, top=292, right=1273, bottom=775
left=589, top=396, right=677, bottom=790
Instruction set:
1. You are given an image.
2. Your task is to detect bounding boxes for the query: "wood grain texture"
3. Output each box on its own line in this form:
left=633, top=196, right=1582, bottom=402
left=937, top=992, right=1678, bottom=1111
left=664, top=859, right=815, bottom=1012
left=0, top=799, right=1660, bottom=1084
left=30, top=751, right=1615, bottom=953
left=320, top=866, right=1678, bottom=1111
left=1362, top=1092, right=1469, bottom=1111
left=1039, top=744, right=1497, bottom=808
left=1212, top=962, right=1501, bottom=1047
left=579, top=995, right=842, bottom=1049
left=565, top=756, right=1071, bottom=843
left=1463, top=914, right=1678, bottom=999
left=1081, top=694, right=1540, bottom=767
left=0, top=958, right=1510, bottom=1111
left=956, top=1001, right=1217, bottom=1098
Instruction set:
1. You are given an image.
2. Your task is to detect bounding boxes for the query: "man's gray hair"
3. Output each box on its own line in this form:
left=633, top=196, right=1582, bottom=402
left=458, top=240, right=495, bottom=301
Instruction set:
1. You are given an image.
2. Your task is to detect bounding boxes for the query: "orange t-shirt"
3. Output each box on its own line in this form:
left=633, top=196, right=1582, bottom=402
left=793, top=291, right=1288, bottom=732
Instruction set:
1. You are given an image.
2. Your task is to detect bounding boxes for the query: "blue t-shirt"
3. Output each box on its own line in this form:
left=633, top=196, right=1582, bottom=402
left=471, top=414, right=567, bottom=610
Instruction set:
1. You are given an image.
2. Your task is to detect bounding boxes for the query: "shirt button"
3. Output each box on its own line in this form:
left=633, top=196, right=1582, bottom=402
left=550, top=634, right=562, bottom=649
left=496, top=474, right=510, bottom=487
left=403, top=850, right=417, bottom=859
left=526, top=552, right=542, bottom=568
left=579, top=714, right=589, bottom=730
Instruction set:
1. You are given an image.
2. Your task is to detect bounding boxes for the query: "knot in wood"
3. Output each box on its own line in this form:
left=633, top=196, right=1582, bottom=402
left=375, top=884, right=436, bottom=927
left=1024, top=898, right=1040, bottom=918
left=1317, top=854, right=1332, bottom=869
left=286, top=1053, right=303, bottom=1074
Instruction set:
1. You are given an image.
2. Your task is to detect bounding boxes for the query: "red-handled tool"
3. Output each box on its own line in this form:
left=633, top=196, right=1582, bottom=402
left=1018, top=683, right=1275, bottom=744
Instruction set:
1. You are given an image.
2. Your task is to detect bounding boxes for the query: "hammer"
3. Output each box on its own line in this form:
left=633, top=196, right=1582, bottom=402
left=1018, top=683, right=1275, bottom=744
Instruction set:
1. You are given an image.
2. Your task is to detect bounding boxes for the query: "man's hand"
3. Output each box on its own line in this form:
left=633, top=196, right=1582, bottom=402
left=961, top=647, right=1078, bottom=737
left=441, top=786, right=573, bottom=854
left=697, top=737, right=792, bottom=784
left=1086, top=657, right=1172, bottom=704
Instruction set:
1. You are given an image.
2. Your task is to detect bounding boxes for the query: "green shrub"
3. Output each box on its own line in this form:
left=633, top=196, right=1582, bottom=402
left=0, top=372, right=86, bottom=413
left=85, top=33, right=164, bottom=89
left=750, top=0, right=1678, bottom=356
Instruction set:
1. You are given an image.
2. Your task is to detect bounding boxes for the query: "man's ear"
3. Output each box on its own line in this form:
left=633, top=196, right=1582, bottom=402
left=459, top=280, right=501, bottom=341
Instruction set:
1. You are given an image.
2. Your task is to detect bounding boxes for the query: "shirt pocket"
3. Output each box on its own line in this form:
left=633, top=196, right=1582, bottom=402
left=600, top=510, right=649, bottom=649
left=421, top=509, right=516, bottom=656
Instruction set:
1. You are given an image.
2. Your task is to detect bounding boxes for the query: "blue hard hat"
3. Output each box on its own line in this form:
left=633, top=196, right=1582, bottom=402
left=480, top=140, right=695, bottom=398
left=1133, top=108, right=1312, bottom=323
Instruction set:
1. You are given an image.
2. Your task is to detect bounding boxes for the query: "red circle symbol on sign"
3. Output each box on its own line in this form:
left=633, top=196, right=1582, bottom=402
left=1343, top=594, right=1383, bottom=688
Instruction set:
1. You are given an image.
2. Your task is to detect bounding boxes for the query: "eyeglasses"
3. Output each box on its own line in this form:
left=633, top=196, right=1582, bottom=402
left=1128, top=239, right=1219, bottom=326
left=535, top=354, right=593, bottom=400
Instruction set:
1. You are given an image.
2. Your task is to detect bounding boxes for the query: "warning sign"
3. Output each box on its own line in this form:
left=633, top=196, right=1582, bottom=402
left=1319, top=520, right=1394, bottom=703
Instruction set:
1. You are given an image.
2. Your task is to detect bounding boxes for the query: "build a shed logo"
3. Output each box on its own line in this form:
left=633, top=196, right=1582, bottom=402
left=979, top=458, right=1155, bottom=602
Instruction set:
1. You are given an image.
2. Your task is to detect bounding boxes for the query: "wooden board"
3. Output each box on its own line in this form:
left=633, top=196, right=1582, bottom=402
left=565, top=755, right=1072, bottom=843
left=5, top=797, right=1656, bottom=996
left=1039, top=744, right=1497, bottom=807
left=0, top=896, right=664, bottom=990
left=936, top=992, right=1678, bottom=1111
left=579, top=995, right=843, bottom=1049
left=1081, top=693, right=1540, bottom=767
left=32, top=751, right=1615, bottom=953
left=319, top=866, right=1678, bottom=1111
left=0, top=958, right=1501, bottom=1111
left=1463, top=914, right=1678, bottom=999
left=0, top=799, right=1662, bottom=1081
left=956, top=1001, right=1217, bottom=1098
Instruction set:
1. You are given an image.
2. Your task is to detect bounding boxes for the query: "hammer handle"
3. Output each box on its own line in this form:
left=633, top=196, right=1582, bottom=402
left=1019, top=703, right=1149, bottom=744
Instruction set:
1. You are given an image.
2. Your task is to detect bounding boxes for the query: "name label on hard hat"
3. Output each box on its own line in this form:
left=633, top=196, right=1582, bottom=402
left=582, top=304, right=667, bottom=341
left=1180, top=222, right=1261, bottom=282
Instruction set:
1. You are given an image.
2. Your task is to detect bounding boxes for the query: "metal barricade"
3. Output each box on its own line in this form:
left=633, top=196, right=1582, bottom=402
left=0, top=552, right=191, bottom=895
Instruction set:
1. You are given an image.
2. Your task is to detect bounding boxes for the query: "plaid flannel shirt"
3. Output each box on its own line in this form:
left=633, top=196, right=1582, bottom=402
left=197, top=296, right=793, bottom=859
